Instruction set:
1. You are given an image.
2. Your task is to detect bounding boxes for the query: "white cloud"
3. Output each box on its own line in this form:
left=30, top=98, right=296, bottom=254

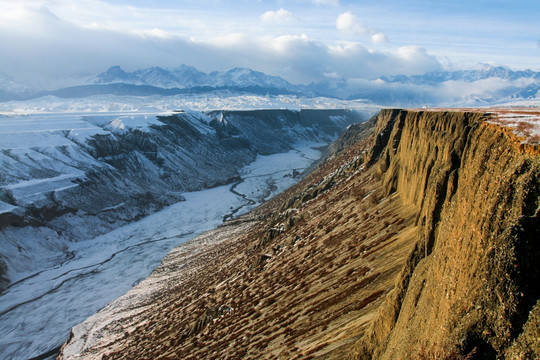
left=1, top=0, right=537, bottom=92
left=397, top=46, right=431, bottom=62
left=325, top=43, right=441, bottom=80
left=312, top=0, right=340, bottom=6
left=0, top=1, right=445, bottom=88
left=336, top=12, right=388, bottom=44
left=336, top=12, right=369, bottom=35
left=205, top=33, right=251, bottom=48
left=261, top=8, right=297, bottom=25
left=136, top=28, right=175, bottom=40
left=372, top=33, right=389, bottom=44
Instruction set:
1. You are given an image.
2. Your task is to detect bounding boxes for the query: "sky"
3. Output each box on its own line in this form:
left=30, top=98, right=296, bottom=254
left=0, top=0, right=539, bottom=89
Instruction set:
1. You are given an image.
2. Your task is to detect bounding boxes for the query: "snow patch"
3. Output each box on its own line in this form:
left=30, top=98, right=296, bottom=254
left=103, top=115, right=164, bottom=134
left=486, top=110, right=540, bottom=144
left=0, top=200, right=17, bottom=214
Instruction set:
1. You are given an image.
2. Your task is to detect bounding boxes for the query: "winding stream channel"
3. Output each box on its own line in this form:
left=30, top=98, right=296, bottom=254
left=0, top=142, right=323, bottom=360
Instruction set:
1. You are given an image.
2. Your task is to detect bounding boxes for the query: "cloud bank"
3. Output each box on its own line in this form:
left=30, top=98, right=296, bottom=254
left=6, top=0, right=538, bottom=90
left=0, top=2, right=444, bottom=89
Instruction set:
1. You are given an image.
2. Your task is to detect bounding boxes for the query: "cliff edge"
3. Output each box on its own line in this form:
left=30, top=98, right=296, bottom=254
left=60, top=109, right=540, bottom=360
left=353, top=109, right=540, bottom=359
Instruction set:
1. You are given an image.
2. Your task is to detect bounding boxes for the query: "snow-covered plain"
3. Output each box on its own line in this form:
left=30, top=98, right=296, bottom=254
left=0, top=140, right=323, bottom=359
left=0, top=93, right=379, bottom=114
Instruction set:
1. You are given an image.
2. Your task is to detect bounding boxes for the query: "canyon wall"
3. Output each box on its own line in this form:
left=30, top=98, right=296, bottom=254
left=59, top=109, right=539, bottom=359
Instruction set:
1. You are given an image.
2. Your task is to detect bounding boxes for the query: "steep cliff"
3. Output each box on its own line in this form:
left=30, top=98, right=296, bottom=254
left=353, top=109, right=540, bottom=359
left=59, top=109, right=540, bottom=360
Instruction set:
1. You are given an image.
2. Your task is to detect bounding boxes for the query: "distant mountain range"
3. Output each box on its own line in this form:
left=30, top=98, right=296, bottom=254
left=349, top=65, right=540, bottom=106
left=90, top=65, right=297, bottom=91
left=1, top=64, right=539, bottom=106
left=379, top=66, right=540, bottom=85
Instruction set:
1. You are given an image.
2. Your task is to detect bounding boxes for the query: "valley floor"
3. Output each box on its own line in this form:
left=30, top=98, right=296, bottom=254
left=0, top=142, right=323, bottom=360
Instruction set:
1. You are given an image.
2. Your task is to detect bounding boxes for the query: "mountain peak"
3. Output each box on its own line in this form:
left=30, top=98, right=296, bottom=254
left=226, top=67, right=254, bottom=74
left=88, top=64, right=295, bottom=91
left=379, top=66, right=540, bottom=86
left=93, top=66, right=139, bottom=84
left=103, top=65, right=127, bottom=76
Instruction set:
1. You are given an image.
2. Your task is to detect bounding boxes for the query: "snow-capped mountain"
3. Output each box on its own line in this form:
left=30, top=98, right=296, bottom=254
left=379, top=65, right=540, bottom=85
left=507, top=82, right=540, bottom=100
left=329, top=64, right=540, bottom=106
left=91, top=65, right=141, bottom=84
left=67, top=64, right=540, bottom=105
left=1, top=64, right=539, bottom=106
left=91, top=65, right=208, bottom=88
left=207, top=67, right=293, bottom=89
left=90, top=65, right=298, bottom=91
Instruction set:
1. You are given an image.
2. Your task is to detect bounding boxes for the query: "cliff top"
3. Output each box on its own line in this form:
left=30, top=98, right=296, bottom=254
left=485, top=108, right=540, bottom=145
left=408, top=107, right=540, bottom=145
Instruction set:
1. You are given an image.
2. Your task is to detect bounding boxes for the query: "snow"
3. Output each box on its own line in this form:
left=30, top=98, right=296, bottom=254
left=234, top=143, right=323, bottom=205
left=485, top=109, right=540, bottom=144
left=4, top=174, right=82, bottom=206
left=179, top=110, right=216, bottom=135
left=102, top=115, right=164, bottom=133
left=5, top=174, right=80, bottom=190
left=0, top=141, right=323, bottom=360
left=0, top=111, right=174, bottom=206
left=0, top=200, right=17, bottom=214
left=0, top=112, right=169, bottom=147
left=0, top=93, right=380, bottom=114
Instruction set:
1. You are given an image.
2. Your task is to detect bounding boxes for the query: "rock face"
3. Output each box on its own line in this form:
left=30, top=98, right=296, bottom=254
left=352, top=109, right=540, bottom=359
left=59, top=109, right=540, bottom=360
left=0, top=109, right=362, bottom=291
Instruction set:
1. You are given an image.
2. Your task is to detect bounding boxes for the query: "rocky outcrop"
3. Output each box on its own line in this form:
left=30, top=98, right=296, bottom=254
left=59, top=108, right=540, bottom=360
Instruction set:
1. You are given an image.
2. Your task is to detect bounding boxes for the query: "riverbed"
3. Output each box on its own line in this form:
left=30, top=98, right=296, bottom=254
left=0, top=142, right=323, bottom=359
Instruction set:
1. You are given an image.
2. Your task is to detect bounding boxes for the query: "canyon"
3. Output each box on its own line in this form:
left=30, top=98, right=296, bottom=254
left=0, top=109, right=362, bottom=290
left=59, top=108, right=540, bottom=359
left=0, top=108, right=365, bottom=359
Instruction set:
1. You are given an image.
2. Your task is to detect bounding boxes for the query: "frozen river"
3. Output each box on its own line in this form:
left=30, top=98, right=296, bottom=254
left=0, top=142, right=323, bottom=359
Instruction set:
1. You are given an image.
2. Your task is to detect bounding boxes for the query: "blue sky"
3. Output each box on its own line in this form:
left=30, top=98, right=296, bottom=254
left=0, top=0, right=538, bottom=88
